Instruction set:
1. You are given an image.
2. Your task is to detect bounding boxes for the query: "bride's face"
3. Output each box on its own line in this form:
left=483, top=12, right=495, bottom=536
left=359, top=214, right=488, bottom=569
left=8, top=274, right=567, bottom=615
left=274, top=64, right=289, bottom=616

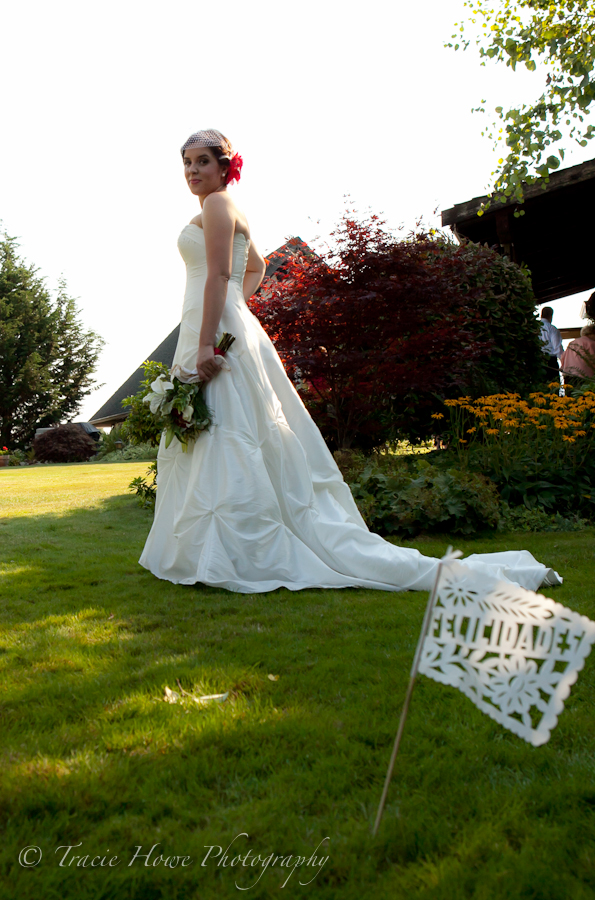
left=183, top=147, right=226, bottom=196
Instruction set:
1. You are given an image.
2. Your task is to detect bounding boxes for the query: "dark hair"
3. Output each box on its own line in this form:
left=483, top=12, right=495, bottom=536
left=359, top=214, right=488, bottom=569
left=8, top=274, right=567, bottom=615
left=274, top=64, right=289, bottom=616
left=209, top=144, right=232, bottom=183
left=540, top=306, right=553, bottom=320
left=585, top=291, right=595, bottom=323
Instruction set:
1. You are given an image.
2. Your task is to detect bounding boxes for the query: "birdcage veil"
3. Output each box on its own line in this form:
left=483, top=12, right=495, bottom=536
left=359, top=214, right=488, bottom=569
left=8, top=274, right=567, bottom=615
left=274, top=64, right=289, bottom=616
left=180, top=129, right=233, bottom=159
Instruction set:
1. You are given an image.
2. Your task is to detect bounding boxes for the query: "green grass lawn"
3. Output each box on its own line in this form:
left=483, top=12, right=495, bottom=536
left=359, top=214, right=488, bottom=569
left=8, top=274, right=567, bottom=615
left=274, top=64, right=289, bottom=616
left=1, top=463, right=594, bottom=900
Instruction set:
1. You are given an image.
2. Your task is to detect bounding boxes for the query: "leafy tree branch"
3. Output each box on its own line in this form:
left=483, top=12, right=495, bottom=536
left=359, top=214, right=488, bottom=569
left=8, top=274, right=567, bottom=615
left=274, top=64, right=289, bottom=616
left=448, top=0, right=595, bottom=208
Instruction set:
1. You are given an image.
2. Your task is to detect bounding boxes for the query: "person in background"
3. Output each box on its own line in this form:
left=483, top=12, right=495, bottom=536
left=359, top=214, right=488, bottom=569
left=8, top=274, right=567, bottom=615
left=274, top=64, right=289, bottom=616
left=560, top=324, right=595, bottom=382
left=581, top=291, right=595, bottom=323
left=539, top=306, right=563, bottom=378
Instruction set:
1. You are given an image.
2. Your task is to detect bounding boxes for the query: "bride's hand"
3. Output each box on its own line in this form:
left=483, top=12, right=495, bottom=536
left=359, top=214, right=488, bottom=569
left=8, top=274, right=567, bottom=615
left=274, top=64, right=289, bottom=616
left=195, top=344, right=221, bottom=382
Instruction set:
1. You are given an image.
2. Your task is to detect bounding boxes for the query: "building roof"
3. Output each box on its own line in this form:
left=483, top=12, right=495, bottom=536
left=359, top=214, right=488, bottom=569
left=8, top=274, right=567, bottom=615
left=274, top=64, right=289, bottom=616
left=441, top=156, right=595, bottom=304
left=90, top=237, right=310, bottom=426
left=262, top=236, right=312, bottom=280
left=90, top=326, right=181, bottom=426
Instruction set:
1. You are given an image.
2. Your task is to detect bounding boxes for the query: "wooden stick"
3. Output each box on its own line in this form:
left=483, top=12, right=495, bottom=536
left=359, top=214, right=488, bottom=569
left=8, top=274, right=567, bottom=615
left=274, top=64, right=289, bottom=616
left=372, top=550, right=459, bottom=836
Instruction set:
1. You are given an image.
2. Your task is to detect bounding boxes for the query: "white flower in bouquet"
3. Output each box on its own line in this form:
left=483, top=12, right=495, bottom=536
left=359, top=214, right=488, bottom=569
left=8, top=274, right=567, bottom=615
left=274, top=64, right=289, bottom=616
left=141, top=332, right=236, bottom=450
left=144, top=375, right=174, bottom=414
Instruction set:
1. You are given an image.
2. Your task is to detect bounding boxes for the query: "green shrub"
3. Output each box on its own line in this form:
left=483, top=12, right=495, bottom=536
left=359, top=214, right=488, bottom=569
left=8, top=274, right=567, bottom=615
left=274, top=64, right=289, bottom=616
left=7, top=449, right=27, bottom=466
left=121, top=361, right=169, bottom=446
left=129, top=462, right=157, bottom=509
left=498, top=503, right=588, bottom=533
left=95, top=424, right=127, bottom=459
left=348, top=458, right=501, bottom=537
left=451, top=241, right=547, bottom=397
left=90, top=443, right=157, bottom=464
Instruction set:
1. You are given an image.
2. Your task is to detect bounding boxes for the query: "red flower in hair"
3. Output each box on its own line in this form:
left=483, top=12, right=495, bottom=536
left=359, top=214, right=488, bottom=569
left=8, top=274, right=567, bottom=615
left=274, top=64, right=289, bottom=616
left=226, top=152, right=243, bottom=185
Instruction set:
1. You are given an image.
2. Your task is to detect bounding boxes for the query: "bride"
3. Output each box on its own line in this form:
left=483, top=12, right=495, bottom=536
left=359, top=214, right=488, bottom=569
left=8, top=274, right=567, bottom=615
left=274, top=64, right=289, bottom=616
left=139, top=129, right=561, bottom=594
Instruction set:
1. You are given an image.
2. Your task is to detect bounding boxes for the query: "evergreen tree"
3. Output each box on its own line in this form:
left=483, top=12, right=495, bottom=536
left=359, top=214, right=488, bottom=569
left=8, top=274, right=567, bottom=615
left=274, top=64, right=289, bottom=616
left=0, top=234, right=104, bottom=448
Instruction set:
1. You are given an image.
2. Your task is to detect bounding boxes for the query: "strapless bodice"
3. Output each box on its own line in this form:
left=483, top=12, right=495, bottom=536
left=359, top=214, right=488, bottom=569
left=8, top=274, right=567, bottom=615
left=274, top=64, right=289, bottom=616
left=177, top=224, right=250, bottom=285
left=172, top=223, right=254, bottom=372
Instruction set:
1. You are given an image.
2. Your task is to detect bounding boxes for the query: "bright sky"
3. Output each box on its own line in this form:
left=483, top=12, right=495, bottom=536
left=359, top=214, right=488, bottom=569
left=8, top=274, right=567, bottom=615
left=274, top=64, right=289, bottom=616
left=2, top=0, right=592, bottom=421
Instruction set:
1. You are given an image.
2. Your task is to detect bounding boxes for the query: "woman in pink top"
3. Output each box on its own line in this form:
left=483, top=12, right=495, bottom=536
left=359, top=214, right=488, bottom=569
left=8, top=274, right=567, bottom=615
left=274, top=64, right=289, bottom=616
left=560, top=324, right=595, bottom=379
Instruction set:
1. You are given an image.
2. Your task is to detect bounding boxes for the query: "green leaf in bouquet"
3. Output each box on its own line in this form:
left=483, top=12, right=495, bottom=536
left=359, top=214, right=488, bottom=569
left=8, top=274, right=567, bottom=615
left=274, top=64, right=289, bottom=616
left=193, top=393, right=212, bottom=420
left=165, top=427, right=175, bottom=449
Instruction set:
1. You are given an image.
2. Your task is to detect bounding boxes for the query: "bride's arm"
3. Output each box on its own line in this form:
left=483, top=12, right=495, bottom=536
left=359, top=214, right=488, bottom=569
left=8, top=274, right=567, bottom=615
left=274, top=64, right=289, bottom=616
left=243, top=242, right=266, bottom=302
left=197, top=194, right=234, bottom=381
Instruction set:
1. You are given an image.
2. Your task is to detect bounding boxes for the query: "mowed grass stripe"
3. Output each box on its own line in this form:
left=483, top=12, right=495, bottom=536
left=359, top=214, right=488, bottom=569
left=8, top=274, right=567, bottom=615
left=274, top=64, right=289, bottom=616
left=0, top=462, right=151, bottom=517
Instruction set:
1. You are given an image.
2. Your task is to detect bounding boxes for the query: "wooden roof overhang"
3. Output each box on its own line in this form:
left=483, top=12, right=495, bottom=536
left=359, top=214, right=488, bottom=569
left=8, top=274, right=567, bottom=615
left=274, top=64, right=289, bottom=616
left=441, top=157, right=595, bottom=304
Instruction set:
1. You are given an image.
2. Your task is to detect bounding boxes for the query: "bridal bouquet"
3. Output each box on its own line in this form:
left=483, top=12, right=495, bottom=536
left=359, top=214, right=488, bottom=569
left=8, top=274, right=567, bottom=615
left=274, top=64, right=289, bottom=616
left=143, top=333, right=235, bottom=450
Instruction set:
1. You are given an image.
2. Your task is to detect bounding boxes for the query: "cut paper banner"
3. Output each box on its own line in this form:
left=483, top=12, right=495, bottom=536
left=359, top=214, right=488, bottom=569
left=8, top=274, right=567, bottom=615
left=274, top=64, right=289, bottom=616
left=418, top=557, right=595, bottom=747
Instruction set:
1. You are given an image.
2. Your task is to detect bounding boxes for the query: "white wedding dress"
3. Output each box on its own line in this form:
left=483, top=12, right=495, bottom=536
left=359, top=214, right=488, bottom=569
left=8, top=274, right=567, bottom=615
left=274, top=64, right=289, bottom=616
left=139, top=225, right=562, bottom=593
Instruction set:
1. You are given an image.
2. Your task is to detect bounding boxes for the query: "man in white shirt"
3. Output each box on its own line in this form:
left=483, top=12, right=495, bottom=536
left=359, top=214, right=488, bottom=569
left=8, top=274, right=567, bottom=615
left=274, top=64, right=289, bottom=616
left=539, top=307, right=563, bottom=378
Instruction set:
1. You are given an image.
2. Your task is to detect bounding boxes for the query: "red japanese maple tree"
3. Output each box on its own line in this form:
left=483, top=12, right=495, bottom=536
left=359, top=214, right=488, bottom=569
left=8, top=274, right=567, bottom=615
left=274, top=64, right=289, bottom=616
left=248, top=210, right=535, bottom=450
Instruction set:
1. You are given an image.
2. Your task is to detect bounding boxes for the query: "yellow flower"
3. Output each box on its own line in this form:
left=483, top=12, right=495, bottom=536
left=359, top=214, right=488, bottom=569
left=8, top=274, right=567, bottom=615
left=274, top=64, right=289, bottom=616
left=431, top=413, right=444, bottom=419
left=562, top=435, right=576, bottom=443
left=466, top=427, right=477, bottom=434
left=443, top=399, right=458, bottom=407
left=458, top=439, right=468, bottom=444
left=576, top=430, right=587, bottom=437
left=486, top=429, right=499, bottom=435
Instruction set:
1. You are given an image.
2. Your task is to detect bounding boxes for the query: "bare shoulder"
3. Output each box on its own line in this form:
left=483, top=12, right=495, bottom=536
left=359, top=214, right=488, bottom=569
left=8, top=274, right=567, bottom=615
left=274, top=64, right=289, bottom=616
left=202, top=192, right=235, bottom=229
left=204, top=193, right=250, bottom=239
left=203, top=192, right=234, bottom=213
